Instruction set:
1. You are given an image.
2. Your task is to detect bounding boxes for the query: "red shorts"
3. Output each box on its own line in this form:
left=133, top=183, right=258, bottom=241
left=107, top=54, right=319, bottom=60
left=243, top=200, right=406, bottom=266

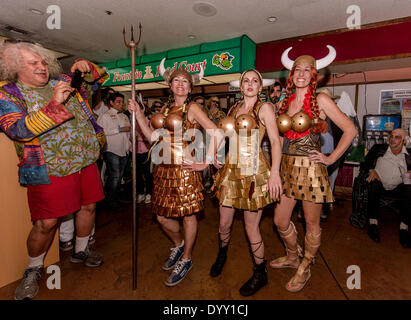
left=27, top=163, right=104, bottom=222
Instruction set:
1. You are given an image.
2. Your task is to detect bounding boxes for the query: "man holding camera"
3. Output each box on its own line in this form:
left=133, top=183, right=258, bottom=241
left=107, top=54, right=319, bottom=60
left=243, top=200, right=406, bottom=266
left=0, top=39, right=107, bottom=300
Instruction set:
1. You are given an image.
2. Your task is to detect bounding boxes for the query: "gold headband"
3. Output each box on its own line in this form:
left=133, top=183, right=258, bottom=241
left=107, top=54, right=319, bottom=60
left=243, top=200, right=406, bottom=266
left=240, top=69, right=263, bottom=85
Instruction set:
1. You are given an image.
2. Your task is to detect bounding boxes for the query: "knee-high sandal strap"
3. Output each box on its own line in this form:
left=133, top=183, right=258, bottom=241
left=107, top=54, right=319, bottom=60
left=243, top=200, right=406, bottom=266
left=286, top=230, right=321, bottom=293
left=270, top=222, right=303, bottom=269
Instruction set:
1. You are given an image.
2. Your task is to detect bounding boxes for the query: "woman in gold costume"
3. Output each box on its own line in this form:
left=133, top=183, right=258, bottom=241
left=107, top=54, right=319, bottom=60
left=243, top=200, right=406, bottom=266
left=210, top=69, right=282, bottom=296
left=271, top=46, right=357, bottom=292
left=128, top=58, right=219, bottom=286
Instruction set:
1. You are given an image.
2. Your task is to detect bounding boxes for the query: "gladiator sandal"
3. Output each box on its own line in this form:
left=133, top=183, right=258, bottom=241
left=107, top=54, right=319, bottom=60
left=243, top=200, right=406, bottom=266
left=285, top=230, right=321, bottom=293
left=209, top=231, right=231, bottom=277
left=270, top=221, right=303, bottom=269
left=239, top=239, right=268, bottom=296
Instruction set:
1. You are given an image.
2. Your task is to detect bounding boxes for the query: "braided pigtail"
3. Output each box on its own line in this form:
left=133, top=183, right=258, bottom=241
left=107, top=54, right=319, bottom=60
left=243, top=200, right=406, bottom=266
left=309, top=68, right=328, bottom=134
left=278, top=67, right=295, bottom=115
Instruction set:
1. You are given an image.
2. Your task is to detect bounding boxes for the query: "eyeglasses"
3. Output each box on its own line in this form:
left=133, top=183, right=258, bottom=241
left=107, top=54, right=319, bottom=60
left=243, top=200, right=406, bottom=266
left=389, top=135, right=403, bottom=140
left=211, top=101, right=219, bottom=105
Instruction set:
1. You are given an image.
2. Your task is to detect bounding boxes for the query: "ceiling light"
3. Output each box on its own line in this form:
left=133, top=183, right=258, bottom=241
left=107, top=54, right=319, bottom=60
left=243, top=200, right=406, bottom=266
left=193, top=2, right=217, bottom=17
left=267, top=16, right=277, bottom=22
left=187, top=35, right=196, bottom=40
left=29, top=8, right=44, bottom=15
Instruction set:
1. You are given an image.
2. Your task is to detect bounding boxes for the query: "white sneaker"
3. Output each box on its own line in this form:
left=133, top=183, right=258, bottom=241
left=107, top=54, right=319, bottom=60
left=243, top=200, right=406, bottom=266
left=145, top=194, right=151, bottom=204
left=137, top=194, right=145, bottom=203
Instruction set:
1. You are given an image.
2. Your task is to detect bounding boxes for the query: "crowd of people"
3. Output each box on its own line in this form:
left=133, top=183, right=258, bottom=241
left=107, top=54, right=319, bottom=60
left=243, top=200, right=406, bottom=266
left=0, top=39, right=409, bottom=301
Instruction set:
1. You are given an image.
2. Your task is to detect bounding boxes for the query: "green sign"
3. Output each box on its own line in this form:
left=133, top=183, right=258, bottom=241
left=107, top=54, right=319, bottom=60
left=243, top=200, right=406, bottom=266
left=100, top=35, right=256, bottom=87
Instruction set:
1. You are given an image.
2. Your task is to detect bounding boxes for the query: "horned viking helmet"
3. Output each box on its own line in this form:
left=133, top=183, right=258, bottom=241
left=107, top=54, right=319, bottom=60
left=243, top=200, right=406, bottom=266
left=281, top=45, right=337, bottom=70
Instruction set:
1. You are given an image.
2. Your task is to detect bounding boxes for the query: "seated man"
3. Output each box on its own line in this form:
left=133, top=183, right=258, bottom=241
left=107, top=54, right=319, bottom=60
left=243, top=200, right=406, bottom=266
left=363, top=128, right=411, bottom=248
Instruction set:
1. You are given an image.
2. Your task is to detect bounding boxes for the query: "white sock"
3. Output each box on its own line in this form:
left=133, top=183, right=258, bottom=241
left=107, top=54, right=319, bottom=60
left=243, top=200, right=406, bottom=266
left=177, top=240, right=184, bottom=248
left=28, top=252, right=46, bottom=269
left=400, top=222, right=408, bottom=231
left=369, top=219, right=378, bottom=225
left=75, top=235, right=90, bottom=253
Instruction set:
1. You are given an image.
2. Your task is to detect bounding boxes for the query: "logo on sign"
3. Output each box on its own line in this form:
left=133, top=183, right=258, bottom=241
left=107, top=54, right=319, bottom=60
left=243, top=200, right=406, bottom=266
left=212, top=52, right=234, bottom=70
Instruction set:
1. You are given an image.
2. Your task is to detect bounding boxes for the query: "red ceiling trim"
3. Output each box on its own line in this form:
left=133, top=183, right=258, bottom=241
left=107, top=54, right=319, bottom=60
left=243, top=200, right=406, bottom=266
left=256, top=20, right=411, bottom=72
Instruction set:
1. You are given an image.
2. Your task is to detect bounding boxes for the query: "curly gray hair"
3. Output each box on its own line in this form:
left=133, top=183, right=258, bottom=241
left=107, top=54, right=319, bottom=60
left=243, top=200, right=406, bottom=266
left=0, top=40, right=62, bottom=82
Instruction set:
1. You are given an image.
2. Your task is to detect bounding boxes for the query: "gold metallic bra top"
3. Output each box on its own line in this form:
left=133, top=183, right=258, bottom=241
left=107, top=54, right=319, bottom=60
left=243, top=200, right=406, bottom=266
left=276, top=110, right=313, bottom=134
left=217, top=102, right=264, bottom=135
left=150, top=104, right=199, bottom=132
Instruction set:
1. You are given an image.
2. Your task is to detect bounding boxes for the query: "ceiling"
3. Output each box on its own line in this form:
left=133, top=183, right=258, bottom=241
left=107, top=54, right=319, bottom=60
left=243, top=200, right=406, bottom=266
left=1, top=0, right=411, bottom=89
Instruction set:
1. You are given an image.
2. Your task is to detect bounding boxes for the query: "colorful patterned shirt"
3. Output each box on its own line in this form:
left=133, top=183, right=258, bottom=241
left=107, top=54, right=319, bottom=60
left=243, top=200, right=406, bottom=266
left=17, top=81, right=100, bottom=177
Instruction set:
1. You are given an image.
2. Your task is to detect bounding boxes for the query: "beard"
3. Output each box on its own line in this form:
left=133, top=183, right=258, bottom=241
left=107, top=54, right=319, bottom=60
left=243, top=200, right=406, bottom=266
left=270, top=96, right=279, bottom=104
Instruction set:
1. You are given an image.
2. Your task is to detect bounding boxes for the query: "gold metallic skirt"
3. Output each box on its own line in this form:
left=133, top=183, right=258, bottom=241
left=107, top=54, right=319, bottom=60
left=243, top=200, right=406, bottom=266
left=212, top=153, right=274, bottom=211
left=152, top=165, right=204, bottom=217
left=281, top=154, right=333, bottom=203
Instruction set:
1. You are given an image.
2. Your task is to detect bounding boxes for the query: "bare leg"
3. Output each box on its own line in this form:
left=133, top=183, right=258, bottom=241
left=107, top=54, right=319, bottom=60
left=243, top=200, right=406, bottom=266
left=244, top=209, right=264, bottom=264
left=302, top=200, right=321, bottom=235
left=273, top=194, right=296, bottom=230
left=75, top=203, right=96, bottom=237
left=157, top=215, right=183, bottom=247
left=27, top=218, right=59, bottom=257
left=218, top=205, right=235, bottom=246
left=182, top=215, right=197, bottom=260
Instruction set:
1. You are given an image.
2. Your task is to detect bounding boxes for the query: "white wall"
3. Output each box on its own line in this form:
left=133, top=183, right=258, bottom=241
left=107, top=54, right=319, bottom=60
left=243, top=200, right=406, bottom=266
left=321, top=81, right=411, bottom=129
left=357, top=81, right=411, bottom=129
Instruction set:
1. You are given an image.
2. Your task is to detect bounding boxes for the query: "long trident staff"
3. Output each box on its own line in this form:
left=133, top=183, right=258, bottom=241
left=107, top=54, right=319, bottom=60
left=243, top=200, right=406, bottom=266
left=123, top=23, right=142, bottom=290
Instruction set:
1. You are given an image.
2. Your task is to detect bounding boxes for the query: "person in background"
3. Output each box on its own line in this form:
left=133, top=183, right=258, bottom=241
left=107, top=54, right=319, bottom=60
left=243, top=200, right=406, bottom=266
left=193, top=96, right=212, bottom=191
left=97, top=92, right=131, bottom=210
left=135, top=101, right=153, bottom=204
left=269, top=81, right=283, bottom=113
left=93, top=87, right=114, bottom=118
left=193, top=96, right=206, bottom=111
left=59, top=214, right=96, bottom=251
left=203, top=96, right=226, bottom=192
left=317, top=88, right=341, bottom=222
left=364, top=128, right=411, bottom=248
left=150, top=100, right=164, bottom=117
left=206, top=96, right=226, bottom=124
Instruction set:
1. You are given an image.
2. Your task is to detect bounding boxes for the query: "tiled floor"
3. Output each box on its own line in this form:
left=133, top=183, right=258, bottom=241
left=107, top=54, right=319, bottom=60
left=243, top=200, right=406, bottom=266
left=1, top=192, right=410, bottom=300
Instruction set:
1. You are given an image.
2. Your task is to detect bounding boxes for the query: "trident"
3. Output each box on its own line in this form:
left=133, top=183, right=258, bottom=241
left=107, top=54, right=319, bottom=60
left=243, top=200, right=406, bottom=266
left=123, top=23, right=142, bottom=290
